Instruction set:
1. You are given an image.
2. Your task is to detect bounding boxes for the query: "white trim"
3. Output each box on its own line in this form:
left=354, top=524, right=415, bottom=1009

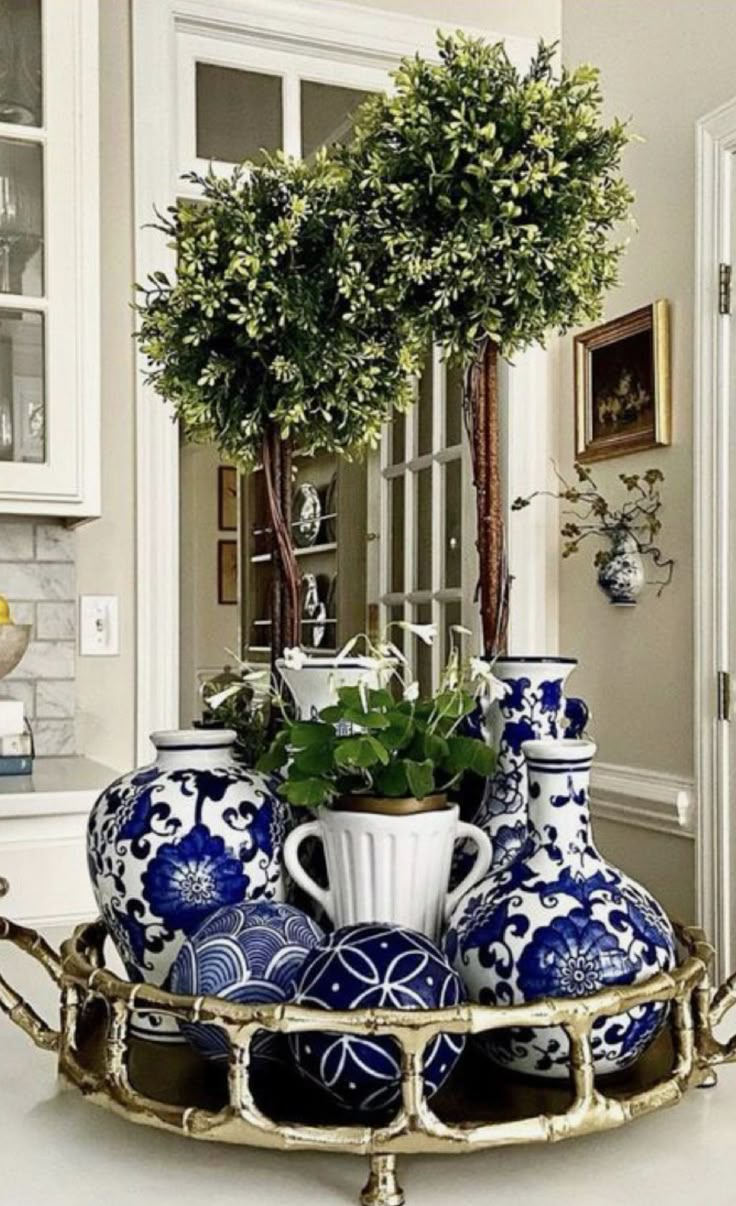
left=590, top=762, right=695, bottom=839
left=694, top=96, right=736, bottom=976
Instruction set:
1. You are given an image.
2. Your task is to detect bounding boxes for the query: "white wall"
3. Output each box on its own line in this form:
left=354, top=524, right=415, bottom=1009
left=558, top=0, right=736, bottom=919
left=75, top=0, right=136, bottom=774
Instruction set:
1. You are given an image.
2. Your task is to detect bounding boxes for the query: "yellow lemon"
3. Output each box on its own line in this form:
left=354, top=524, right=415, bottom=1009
left=0, top=595, right=12, bottom=625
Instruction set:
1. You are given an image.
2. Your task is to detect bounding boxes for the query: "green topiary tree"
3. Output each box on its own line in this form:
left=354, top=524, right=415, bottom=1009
left=137, top=153, right=423, bottom=656
left=342, top=34, right=633, bottom=655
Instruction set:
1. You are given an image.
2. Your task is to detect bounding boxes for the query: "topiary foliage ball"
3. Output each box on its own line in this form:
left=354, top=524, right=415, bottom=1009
left=169, top=900, right=324, bottom=1062
left=290, top=922, right=465, bottom=1113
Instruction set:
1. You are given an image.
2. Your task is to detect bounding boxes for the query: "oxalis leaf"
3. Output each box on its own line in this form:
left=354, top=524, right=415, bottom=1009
left=444, top=735, right=495, bottom=777
left=281, top=777, right=334, bottom=808
left=335, top=735, right=390, bottom=769
left=405, top=758, right=435, bottom=800
left=373, top=761, right=410, bottom=797
left=289, top=722, right=334, bottom=749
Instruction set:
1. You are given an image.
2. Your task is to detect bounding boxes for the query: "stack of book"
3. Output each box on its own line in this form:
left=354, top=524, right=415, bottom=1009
left=0, top=699, right=32, bottom=776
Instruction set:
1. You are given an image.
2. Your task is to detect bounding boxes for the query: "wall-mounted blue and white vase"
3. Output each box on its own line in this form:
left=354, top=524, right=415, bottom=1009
left=87, top=729, right=286, bottom=1041
left=446, top=739, right=676, bottom=1078
left=470, top=657, right=589, bottom=874
left=597, top=530, right=645, bottom=606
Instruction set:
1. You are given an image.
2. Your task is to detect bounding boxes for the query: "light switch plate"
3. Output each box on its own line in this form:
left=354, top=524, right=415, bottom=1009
left=79, top=595, right=119, bottom=656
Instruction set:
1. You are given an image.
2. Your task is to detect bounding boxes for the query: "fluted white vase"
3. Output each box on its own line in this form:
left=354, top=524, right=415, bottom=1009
left=284, top=800, right=491, bottom=943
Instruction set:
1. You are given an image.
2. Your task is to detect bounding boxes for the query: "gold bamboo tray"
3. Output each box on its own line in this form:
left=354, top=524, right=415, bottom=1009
left=2, top=915, right=736, bottom=1206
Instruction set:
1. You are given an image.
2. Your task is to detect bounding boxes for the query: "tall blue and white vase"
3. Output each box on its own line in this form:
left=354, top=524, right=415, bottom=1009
left=446, top=739, right=676, bottom=1078
left=474, top=656, right=589, bottom=872
left=87, top=729, right=287, bottom=1041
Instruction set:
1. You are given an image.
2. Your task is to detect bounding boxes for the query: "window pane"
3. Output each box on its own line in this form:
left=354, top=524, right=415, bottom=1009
left=387, top=604, right=404, bottom=656
left=196, top=64, right=282, bottom=164
left=415, top=602, right=433, bottom=697
left=390, top=412, right=405, bottom=465
left=0, top=307, right=44, bottom=462
left=0, top=0, right=42, bottom=127
left=390, top=475, right=405, bottom=593
left=417, top=355, right=433, bottom=456
left=442, top=600, right=462, bottom=665
left=416, top=466, right=432, bottom=591
left=444, top=458, right=462, bottom=589
left=0, top=138, right=43, bottom=295
left=445, top=363, right=463, bottom=447
left=300, top=81, right=371, bottom=159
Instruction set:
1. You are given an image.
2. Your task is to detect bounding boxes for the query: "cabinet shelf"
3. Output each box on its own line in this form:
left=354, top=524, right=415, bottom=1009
left=250, top=541, right=338, bottom=565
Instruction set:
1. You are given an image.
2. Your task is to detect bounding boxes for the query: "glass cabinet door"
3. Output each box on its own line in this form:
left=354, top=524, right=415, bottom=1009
left=0, top=0, right=44, bottom=466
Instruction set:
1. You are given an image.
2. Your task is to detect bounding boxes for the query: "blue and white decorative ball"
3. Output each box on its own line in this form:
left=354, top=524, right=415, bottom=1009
left=290, top=923, right=465, bottom=1113
left=169, top=901, right=324, bottom=1061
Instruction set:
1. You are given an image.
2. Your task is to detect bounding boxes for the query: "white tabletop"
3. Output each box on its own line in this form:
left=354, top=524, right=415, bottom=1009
left=1, top=927, right=735, bottom=1206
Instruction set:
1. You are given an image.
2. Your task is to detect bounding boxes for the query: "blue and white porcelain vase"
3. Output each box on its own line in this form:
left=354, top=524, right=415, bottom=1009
left=87, top=729, right=286, bottom=1040
left=291, top=923, right=465, bottom=1112
left=446, top=739, right=676, bottom=1078
left=597, top=530, right=645, bottom=605
left=471, top=657, right=589, bottom=874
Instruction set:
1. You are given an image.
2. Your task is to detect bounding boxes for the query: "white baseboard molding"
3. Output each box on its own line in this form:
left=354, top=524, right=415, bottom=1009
left=590, top=761, right=696, bottom=839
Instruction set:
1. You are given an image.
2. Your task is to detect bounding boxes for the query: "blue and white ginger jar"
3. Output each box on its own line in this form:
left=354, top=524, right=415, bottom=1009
left=290, top=923, right=465, bottom=1112
left=470, top=657, right=589, bottom=875
left=446, top=739, right=675, bottom=1078
left=169, top=901, right=324, bottom=1061
left=87, top=729, right=286, bottom=1040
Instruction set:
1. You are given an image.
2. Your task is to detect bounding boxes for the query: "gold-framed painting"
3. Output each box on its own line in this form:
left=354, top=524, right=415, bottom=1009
left=217, top=540, right=238, bottom=605
left=218, top=465, right=238, bottom=531
left=574, top=300, right=671, bottom=463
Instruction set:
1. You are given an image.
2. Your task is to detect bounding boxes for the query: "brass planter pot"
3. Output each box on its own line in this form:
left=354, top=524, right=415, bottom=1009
left=336, top=793, right=448, bottom=816
left=2, top=911, right=736, bottom=1206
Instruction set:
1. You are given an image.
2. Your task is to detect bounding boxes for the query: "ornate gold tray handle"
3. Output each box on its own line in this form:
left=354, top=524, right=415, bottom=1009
left=1, top=915, right=736, bottom=1206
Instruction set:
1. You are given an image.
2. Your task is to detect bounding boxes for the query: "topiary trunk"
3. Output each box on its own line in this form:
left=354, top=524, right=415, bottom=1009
left=465, top=339, right=510, bottom=658
left=262, top=424, right=300, bottom=661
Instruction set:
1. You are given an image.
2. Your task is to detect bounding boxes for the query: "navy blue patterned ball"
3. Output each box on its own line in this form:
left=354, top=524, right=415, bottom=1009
left=169, top=901, right=324, bottom=1061
left=290, top=923, right=465, bottom=1113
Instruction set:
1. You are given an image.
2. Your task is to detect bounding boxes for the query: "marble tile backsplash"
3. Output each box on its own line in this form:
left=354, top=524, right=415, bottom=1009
left=0, top=518, right=77, bottom=756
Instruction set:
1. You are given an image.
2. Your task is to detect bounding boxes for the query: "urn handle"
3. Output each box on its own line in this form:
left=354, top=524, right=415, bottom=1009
left=444, top=822, right=493, bottom=922
left=283, top=821, right=334, bottom=922
left=564, top=696, right=590, bottom=740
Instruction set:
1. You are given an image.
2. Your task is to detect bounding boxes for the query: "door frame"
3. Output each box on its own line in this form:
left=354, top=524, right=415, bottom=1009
left=694, top=95, right=736, bottom=976
left=132, top=0, right=555, bottom=764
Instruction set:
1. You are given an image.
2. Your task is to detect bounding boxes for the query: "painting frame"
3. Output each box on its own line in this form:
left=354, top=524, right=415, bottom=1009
left=218, top=464, right=238, bottom=531
left=217, top=539, right=238, bottom=605
left=574, top=300, right=671, bottom=463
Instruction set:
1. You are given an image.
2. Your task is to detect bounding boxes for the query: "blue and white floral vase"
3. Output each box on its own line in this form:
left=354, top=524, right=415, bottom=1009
left=446, top=739, right=676, bottom=1078
left=87, top=729, right=286, bottom=1041
left=597, top=530, right=645, bottom=605
left=472, top=656, right=589, bottom=874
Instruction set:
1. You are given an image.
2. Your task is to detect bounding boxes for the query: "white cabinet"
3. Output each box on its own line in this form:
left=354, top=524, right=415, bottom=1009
left=0, top=0, right=99, bottom=520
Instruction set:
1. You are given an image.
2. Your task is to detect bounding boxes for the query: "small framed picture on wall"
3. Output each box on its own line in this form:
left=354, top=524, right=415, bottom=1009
left=218, top=465, right=238, bottom=531
left=217, top=540, right=238, bottom=605
left=574, top=300, right=671, bottom=462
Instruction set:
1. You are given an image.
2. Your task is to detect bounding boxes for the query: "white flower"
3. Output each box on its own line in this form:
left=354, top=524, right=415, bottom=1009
left=206, top=683, right=244, bottom=710
left=470, top=657, right=508, bottom=703
left=403, top=680, right=420, bottom=702
left=282, top=646, right=307, bottom=670
left=450, top=624, right=473, bottom=637
left=397, top=621, right=437, bottom=646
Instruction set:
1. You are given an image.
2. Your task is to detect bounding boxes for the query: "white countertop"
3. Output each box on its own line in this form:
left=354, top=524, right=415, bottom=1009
left=0, top=756, right=118, bottom=816
left=1, top=928, right=735, bottom=1206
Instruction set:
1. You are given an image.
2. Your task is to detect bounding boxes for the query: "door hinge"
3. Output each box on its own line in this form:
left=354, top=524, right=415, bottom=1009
left=719, top=263, right=732, bottom=315
left=717, top=670, right=731, bottom=721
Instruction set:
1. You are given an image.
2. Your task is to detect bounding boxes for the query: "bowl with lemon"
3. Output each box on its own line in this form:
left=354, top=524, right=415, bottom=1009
left=0, top=595, right=31, bottom=680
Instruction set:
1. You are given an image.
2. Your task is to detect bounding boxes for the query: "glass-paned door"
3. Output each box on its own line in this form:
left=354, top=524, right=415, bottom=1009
left=378, top=348, right=477, bottom=693
left=0, top=0, right=44, bottom=465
